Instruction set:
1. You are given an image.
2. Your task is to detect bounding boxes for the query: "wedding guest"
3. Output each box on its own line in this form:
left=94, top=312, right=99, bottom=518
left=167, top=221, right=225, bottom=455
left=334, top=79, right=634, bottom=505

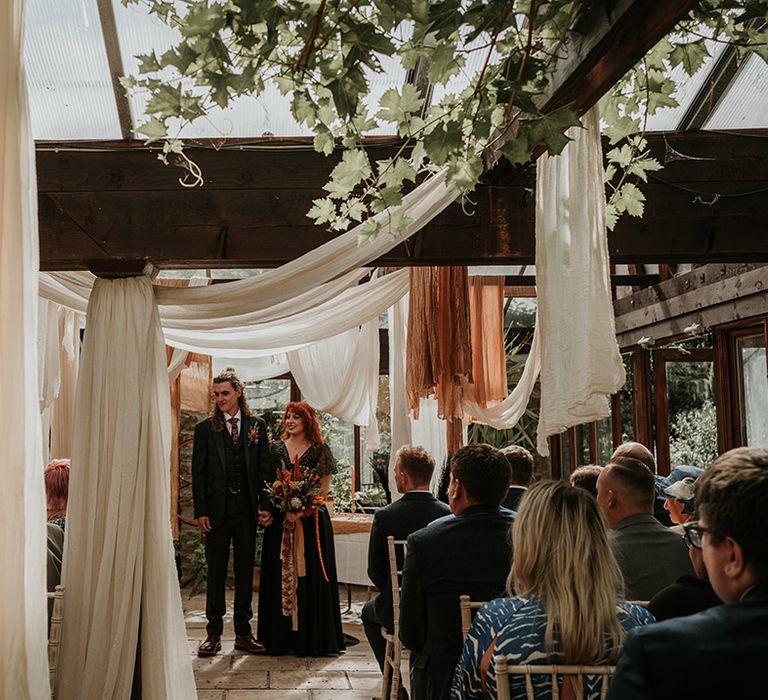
left=655, top=466, right=703, bottom=533
left=47, top=522, right=64, bottom=623
left=257, top=402, right=345, bottom=656
left=362, top=446, right=450, bottom=683
left=611, top=442, right=671, bottom=526
left=400, top=444, right=513, bottom=700
left=646, top=510, right=722, bottom=622
left=452, top=481, right=654, bottom=699
left=193, top=368, right=273, bottom=657
left=596, top=458, right=693, bottom=600
left=45, top=458, right=71, bottom=531
left=570, top=464, right=603, bottom=498
left=609, top=448, right=768, bottom=698
left=500, top=445, right=533, bottom=511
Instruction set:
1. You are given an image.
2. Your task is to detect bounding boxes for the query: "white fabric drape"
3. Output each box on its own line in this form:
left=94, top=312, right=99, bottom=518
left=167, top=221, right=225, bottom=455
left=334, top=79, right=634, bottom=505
left=0, top=0, right=49, bottom=693
left=288, top=317, right=381, bottom=449
left=41, top=267, right=409, bottom=358
left=534, top=108, right=625, bottom=454
left=49, top=306, right=80, bottom=458
left=212, top=354, right=289, bottom=382
left=387, top=293, right=449, bottom=498
left=58, top=276, right=196, bottom=700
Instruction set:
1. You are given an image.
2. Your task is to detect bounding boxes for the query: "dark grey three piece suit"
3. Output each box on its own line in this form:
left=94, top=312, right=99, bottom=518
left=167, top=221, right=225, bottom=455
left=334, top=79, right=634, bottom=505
left=192, top=414, right=272, bottom=637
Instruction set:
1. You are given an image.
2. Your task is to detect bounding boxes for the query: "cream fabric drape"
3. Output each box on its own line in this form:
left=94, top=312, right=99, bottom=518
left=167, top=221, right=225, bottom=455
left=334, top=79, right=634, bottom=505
left=534, top=107, right=625, bottom=453
left=288, top=317, right=381, bottom=449
left=0, top=0, right=50, bottom=694
left=57, top=276, right=196, bottom=700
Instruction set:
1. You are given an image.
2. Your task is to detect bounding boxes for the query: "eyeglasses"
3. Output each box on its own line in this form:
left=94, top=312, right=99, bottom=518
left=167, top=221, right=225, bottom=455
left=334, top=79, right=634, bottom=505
left=682, top=521, right=710, bottom=549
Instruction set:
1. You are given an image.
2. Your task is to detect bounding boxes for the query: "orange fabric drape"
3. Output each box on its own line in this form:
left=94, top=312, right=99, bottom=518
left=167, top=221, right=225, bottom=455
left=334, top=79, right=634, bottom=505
left=406, top=266, right=472, bottom=426
left=468, top=276, right=507, bottom=408
left=179, top=353, right=213, bottom=413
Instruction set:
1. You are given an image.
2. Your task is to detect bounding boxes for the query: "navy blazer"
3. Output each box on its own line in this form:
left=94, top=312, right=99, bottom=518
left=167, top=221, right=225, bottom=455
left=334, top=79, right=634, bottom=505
left=608, top=584, right=768, bottom=699
left=191, top=414, right=273, bottom=528
left=400, top=504, right=514, bottom=700
left=367, top=492, right=451, bottom=629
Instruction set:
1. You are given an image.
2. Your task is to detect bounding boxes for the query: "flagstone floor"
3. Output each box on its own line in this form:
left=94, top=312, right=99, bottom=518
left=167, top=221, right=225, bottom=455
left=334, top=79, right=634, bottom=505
left=184, top=587, right=410, bottom=700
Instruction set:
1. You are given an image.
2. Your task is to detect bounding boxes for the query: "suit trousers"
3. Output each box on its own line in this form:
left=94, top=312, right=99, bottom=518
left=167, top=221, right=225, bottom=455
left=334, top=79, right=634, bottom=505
left=204, top=498, right=257, bottom=636
left=361, top=597, right=388, bottom=672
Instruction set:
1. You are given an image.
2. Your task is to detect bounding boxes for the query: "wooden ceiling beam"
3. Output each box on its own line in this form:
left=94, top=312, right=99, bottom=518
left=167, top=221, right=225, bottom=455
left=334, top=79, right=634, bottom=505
left=35, top=130, right=768, bottom=270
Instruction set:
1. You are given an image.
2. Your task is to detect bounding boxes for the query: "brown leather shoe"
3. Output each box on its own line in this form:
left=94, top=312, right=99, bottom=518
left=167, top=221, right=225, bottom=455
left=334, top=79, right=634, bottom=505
left=234, top=634, right=267, bottom=654
left=197, top=635, right=221, bottom=657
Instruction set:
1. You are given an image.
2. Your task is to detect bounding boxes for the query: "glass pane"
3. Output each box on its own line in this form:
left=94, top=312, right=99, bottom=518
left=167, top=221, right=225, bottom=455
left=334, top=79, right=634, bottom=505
left=619, top=354, right=634, bottom=442
left=577, top=425, right=591, bottom=467
left=737, top=335, right=768, bottom=447
left=596, top=416, right=613, bottom=463
left=666, top=361, right=717, bottom=468
left=560, top=430, right=571, bottom=474
left=245, top=378, right=290, bottom=439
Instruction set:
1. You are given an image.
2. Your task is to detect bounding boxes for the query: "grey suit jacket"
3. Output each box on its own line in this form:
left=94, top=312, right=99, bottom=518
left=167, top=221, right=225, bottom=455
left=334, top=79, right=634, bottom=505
left=610, top=514, right=694, bottom=601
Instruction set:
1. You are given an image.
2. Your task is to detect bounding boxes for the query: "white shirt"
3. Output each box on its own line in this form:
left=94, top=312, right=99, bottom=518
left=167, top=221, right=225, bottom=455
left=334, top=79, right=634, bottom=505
left=224, top=409, right=241, bottom=435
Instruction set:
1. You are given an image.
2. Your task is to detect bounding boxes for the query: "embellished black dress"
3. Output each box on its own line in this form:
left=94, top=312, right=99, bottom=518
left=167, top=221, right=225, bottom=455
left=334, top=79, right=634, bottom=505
left=257, top=441, right=346, bottom=655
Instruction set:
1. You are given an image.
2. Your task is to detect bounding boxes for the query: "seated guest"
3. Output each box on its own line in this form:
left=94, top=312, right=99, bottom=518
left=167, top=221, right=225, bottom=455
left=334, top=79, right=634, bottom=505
left=500, top=445, right=534, bottom=511
left=609, top=448, right=768, bottom=698
left=596, top=458, right=693, bottom=600
left=400, top=444, right=513, bottom=700
left=655, top=465, right=704, bottom=533
left=611, top=442, right=672, bottom=526
left=45, top=458, right=71, bottom=530
left=362, top=445, right=450, bottom=678
left=647, top=510, right=722, bottom=621
left=570, top=464, right=603, bottom=497
left=452, top=481, right=654, bottom=699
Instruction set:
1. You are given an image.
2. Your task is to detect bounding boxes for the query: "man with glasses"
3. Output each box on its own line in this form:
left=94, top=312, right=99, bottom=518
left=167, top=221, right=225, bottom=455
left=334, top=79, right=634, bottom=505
left=608, top=448, right=768, bottom=699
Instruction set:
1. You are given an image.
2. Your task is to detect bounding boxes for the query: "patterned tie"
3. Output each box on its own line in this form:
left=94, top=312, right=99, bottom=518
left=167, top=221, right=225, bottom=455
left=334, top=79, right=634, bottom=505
left=228, top=417, right=239, bottom=446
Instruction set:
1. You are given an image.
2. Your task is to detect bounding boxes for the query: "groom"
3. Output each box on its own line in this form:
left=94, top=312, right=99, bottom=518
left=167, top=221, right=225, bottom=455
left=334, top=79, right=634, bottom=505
left=192, top=368, right=274, bottom=656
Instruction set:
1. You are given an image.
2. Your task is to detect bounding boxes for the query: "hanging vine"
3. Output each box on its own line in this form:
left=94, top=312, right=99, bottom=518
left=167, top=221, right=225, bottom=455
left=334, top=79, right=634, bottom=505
left=122, top=0, right=768, bottom=237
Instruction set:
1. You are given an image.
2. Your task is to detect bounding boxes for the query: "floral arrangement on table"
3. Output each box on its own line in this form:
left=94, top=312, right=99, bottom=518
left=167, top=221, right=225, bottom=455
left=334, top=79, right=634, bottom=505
left=266, top=455, right=329, bottom=629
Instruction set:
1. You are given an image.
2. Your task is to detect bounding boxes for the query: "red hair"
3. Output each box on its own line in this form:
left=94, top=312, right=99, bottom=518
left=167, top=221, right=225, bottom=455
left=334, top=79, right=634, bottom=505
left=280, top=402, right=324, bottom=445
left=45, top=458, right=71, bottom=516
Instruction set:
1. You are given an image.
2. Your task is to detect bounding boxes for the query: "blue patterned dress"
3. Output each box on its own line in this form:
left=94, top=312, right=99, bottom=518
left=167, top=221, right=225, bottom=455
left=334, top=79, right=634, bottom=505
left=451, top=596, right=655, bottom=699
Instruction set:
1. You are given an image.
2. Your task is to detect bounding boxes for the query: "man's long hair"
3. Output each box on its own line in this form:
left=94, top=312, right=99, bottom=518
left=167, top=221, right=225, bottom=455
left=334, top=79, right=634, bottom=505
left=210, top=368, right=252, bottom=431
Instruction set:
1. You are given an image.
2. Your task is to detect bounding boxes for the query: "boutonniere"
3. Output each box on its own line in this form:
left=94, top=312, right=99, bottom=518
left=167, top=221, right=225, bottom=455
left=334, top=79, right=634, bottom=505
left=247, top=424, right=260, bottom=446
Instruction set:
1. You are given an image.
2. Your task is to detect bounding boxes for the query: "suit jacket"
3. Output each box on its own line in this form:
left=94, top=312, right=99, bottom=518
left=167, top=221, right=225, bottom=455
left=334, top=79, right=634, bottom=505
left=501, top=485, right=527, bottom=512
left=367, top=492, right=451, bottom=629
left=192, top=414, right=272, bottom=529
left=610, top=514, right=694, bottom=600
left=400, top=505, right=514, bottom=700
left=607, top=584, right=768, bottom=699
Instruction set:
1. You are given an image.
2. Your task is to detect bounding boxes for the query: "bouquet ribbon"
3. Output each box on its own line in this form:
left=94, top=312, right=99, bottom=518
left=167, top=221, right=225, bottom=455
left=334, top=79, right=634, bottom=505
left=280, top=506, right=330, bottom=631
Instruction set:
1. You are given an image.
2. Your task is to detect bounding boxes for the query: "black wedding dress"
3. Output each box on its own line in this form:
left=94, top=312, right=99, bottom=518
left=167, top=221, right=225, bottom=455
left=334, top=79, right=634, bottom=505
left=256, top=441, right=346, bottom=655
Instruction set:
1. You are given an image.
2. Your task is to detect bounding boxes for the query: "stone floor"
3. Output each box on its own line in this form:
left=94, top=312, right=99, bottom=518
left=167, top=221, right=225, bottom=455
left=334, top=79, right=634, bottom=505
left=184, top=586, right=409, bottom=700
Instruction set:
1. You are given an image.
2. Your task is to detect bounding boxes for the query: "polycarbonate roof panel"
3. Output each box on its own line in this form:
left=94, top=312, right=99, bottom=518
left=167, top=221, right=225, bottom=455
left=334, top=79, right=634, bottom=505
left=644, top=38, right=727, bottom=132
left=704, top=54, right=768, bottom=130
left=23, top=0, right=121, bottom=140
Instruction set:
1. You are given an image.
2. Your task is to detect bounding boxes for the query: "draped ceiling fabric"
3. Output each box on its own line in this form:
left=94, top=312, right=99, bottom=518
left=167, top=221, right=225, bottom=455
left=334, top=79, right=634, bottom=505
left=0, top=0, right=50, bottom=695
left=288, top=317, right=381, bottom=449
left=49, top=306, right=80, bottom=458
left=534, top=107, right=625, bottom=454
left=57, top=277, right=196, bottom=700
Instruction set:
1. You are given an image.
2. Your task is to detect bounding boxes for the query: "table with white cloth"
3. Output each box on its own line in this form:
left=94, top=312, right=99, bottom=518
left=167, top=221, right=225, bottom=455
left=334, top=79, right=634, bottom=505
left=331, top=513, right=374, bottom=610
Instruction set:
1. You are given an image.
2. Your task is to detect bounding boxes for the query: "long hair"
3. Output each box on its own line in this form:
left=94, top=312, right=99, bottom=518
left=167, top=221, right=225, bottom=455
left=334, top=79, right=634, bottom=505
left=45, top=458, right=71, bottom=519
left=509, top=481, right=625, bottom=663
left=280, top=401, right=324, bottom=445
left=210, top=368, right=252, bottom=431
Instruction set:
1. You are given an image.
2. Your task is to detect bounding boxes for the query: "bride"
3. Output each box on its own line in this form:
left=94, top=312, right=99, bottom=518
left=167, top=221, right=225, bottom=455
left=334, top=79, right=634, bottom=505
left=257, top=401, right=346, bottom=655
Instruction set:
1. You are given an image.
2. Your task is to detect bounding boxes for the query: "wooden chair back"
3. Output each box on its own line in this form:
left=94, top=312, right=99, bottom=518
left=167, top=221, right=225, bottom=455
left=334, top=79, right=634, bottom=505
left=47, top=584, right=65, bottom=699
left=459, top=594, right=487, bottom=640
left=378, top=537, right=408, bottom=700
left=494, top=656, right=616, bottom=700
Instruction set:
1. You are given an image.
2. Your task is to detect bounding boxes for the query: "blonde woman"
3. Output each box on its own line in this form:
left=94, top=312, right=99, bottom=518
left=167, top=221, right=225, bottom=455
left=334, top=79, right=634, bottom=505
left=451, top=481, right=654, bottom=699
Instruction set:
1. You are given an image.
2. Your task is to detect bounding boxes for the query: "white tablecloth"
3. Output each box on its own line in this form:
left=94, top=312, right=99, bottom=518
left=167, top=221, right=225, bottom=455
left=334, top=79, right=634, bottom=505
left=333, top=532, right=371, bottom=586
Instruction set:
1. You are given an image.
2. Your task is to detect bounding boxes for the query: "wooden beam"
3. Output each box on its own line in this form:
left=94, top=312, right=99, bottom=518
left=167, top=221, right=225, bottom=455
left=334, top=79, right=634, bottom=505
left=95, top=0, right=133, bottom=140
left=36, top=130, right=768, bottom=269
left=542, top=0, right=699, bottom=115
